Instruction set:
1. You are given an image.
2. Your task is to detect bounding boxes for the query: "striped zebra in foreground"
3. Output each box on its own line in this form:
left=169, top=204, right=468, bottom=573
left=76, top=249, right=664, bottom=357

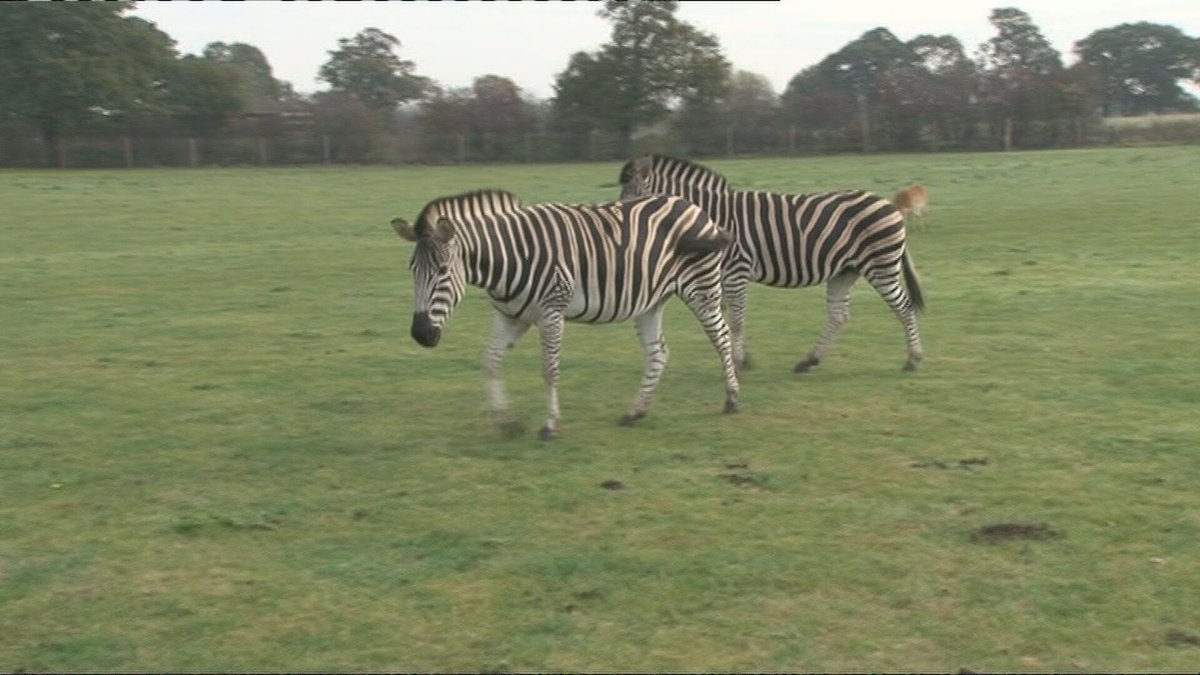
left=619, top=155, right=926, bottom=373
left=391, top=189, right=740, bottom=440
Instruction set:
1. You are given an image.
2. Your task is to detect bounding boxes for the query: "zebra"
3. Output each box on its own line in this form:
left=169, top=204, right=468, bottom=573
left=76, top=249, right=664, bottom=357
left=390, top=189, right=740, bottom=440
left=619, top=154, right=926, bottom=373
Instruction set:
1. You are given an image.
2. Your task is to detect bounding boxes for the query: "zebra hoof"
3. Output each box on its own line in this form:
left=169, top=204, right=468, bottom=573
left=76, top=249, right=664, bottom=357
left=739, top=354, right=754, bottom=371
left=538, top=426, right=558, bottom=441
left=794, top=357, right=819, bottom=373
left=495, top=417, right=527, bottom=438
left=903, top=360, right=921, bottom=372
left=723, top=399, right=740, bottom=414
left=618, top=412, right=645, bottom=427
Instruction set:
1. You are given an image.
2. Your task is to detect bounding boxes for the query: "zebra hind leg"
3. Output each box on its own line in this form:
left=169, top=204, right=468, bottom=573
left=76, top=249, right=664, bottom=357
left=681, top=287, right=740, bottom=414
left=482, top=313, right=532, bottom=437
left=620, top=305, right=669, bottom=426
left=724, top=275, right=753, bottom=372
left=796, top=271, right=857, bottom=373
left=863, top=266, right=925, bottom=371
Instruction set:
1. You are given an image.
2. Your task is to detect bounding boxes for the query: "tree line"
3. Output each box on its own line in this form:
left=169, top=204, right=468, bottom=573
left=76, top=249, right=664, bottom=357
left=1, top=1, right=1198, bottom=167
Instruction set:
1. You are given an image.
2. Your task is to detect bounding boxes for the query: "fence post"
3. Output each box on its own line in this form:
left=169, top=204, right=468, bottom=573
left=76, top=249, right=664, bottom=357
left=1004, top=117, right=1013, bottom=151
left=123, top=137, right=133, bottom=168
left=187, top=138, right=198, bottom=167
left=56, top=138, right=68, bottom=168
left=257, top=137, right=268, bottom=165
left=456, top=133, right=466, bottom=163
left=788, top=125, right=797, bottom=154
left=322, top=135, right=331, bottom=164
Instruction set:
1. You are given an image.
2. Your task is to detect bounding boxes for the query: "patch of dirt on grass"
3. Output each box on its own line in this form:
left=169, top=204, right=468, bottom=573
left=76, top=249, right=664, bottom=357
left=970, top=522, right=1062, bottom=543
left=910, top=457, right=989, bottom=470
left=1165, top=629, right=1200, bottom=648
left=718, top=472, right=767, bottom=488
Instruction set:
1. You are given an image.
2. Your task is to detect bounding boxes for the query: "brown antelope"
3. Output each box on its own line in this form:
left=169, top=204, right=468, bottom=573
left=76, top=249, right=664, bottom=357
left=894, top=184, right=929, bottom=231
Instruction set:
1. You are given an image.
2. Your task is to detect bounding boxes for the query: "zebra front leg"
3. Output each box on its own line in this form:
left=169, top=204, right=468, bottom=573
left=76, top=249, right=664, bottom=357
left=683, top=288, right=741, bottom=414
left=724, top=275, right=752, bottom=372
left=620, top=305, right=669, bottom=427
left=796, top=271, right=857, bottom=373
left=482, top=312, right=532, bottom=437
left=536, top=310, right=565, bottom=441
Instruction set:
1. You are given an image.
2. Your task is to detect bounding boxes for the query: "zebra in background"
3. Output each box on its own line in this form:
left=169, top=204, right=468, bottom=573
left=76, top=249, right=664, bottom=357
left=620, top=154, right=925, bottom=373
left=391, top=189, right=740, bottom=440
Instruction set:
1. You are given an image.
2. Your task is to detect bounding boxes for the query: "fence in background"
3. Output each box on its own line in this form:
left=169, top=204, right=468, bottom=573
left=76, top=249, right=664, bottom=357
left=2, top=116, right=1198, bottom=168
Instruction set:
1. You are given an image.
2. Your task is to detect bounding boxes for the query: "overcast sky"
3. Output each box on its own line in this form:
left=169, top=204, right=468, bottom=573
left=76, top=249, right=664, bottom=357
left=133, top=1, right=1200, bottom=100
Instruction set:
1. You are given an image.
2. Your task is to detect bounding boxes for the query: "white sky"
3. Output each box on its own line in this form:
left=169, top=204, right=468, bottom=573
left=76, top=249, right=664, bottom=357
left=133, top=1, right=1200, bottom=100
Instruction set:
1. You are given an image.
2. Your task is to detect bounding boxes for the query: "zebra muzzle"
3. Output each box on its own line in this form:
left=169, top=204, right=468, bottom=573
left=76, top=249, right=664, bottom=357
left=411, top=312, right=441, bottom=348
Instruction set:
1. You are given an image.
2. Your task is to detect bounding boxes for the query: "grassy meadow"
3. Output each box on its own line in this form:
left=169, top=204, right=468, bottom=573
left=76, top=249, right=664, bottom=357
left=2, top=146, right=1199, bottom=672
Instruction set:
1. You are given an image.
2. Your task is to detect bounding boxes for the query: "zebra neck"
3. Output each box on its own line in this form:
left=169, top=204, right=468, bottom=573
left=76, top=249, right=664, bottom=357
left=453, top=217, right=518, bottom=292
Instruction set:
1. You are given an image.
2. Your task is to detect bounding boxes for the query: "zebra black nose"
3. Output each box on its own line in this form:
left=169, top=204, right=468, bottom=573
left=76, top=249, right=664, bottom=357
left=411, top=312, right=441, bottom=348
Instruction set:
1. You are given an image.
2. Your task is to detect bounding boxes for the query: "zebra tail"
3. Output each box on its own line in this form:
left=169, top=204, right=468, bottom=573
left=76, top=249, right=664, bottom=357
left=902, top=247, right=926, bottom=313
left=676, top=227, right=733, bottom=257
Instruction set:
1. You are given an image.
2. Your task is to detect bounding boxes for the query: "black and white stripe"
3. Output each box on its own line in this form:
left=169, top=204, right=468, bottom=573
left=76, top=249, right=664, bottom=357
left=392, top=189, right=739, bottom=440
left=619, top=155, right=926, bottom=372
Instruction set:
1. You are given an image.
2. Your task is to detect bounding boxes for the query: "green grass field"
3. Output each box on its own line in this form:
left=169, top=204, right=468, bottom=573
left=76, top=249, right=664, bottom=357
left=2, top=146, right=1199, bottom=672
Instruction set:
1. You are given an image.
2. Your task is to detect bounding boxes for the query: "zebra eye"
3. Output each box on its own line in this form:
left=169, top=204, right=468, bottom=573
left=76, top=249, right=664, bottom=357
left=436, top=264, right=449, bottom=275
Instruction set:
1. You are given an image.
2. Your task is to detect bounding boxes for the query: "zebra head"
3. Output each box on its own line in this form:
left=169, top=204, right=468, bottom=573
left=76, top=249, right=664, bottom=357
left=391, top=213, right=466, bottom=348
left=619, top=154, right=731, bottom=203
left=618, top=155, right=656, bottom=200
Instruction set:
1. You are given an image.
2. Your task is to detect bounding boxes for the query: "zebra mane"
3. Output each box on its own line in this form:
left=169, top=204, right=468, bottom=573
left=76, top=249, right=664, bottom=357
left=619, top=154, right=731, bottom=191
left=414, top=189, right=523, bottom=237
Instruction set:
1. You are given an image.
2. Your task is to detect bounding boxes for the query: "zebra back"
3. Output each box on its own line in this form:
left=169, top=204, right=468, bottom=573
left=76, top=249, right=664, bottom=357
left=413, top=189, right=523, bottom=238
left=620, top=154, right=730, bottom=196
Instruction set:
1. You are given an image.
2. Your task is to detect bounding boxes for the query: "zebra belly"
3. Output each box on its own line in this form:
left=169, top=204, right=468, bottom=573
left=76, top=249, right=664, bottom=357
left=486, top=282, right=667, bottom=324
left=487, top=293, right=540, bottom=323
left=753, top=271, right=830, bottom=289
left=564, top=279, right=675, bottom=324
left=752, top=255, right=855, bottom=288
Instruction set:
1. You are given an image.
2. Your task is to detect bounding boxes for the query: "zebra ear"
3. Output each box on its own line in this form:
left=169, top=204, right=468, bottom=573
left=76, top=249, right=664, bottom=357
left=432, top=216, right=456, bottom=242
left=392, top=217, right=417, bottom=242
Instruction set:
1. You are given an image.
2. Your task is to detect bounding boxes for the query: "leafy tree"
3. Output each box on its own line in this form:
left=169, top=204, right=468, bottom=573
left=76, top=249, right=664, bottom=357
left=908, top=34, right=978, bottom=148
left=160, top=56, right=245, bottom=138
left=976, top=7, right=1064, bottom=148
left=420, top=86, right=474, bottom=138
left=721, top=71, right=780, bottom=132
left=830, top=27, right=922, bottom=150
left=0, top=2, right=176, bottom=164
left=781, top=64, right=859, bottom=151
left=309, top=91, right=388, bottom=163
left=201, top=41, right=286, bottom=111
left=782, top=28, right=918, bottom=151
left=1075, top=22, right=1200, bottom=116
left=549, top=51, right=624, bottom=156
left=679, top=70, right=779, bottom=155
left=1057, top=61, right=1103, bottom=143
left=551, top=0, right=730, bottom=155
left=471, top=76, right=535, bottom=127
left=420, top=75, right=537, bottom=161
left=318, top=28, right=429, bottom=115
left=977, top=7, right=1062, bottom=75
left=419, top=84, right=482, bottom=160
left=469, top=75, right=537, bottom=160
